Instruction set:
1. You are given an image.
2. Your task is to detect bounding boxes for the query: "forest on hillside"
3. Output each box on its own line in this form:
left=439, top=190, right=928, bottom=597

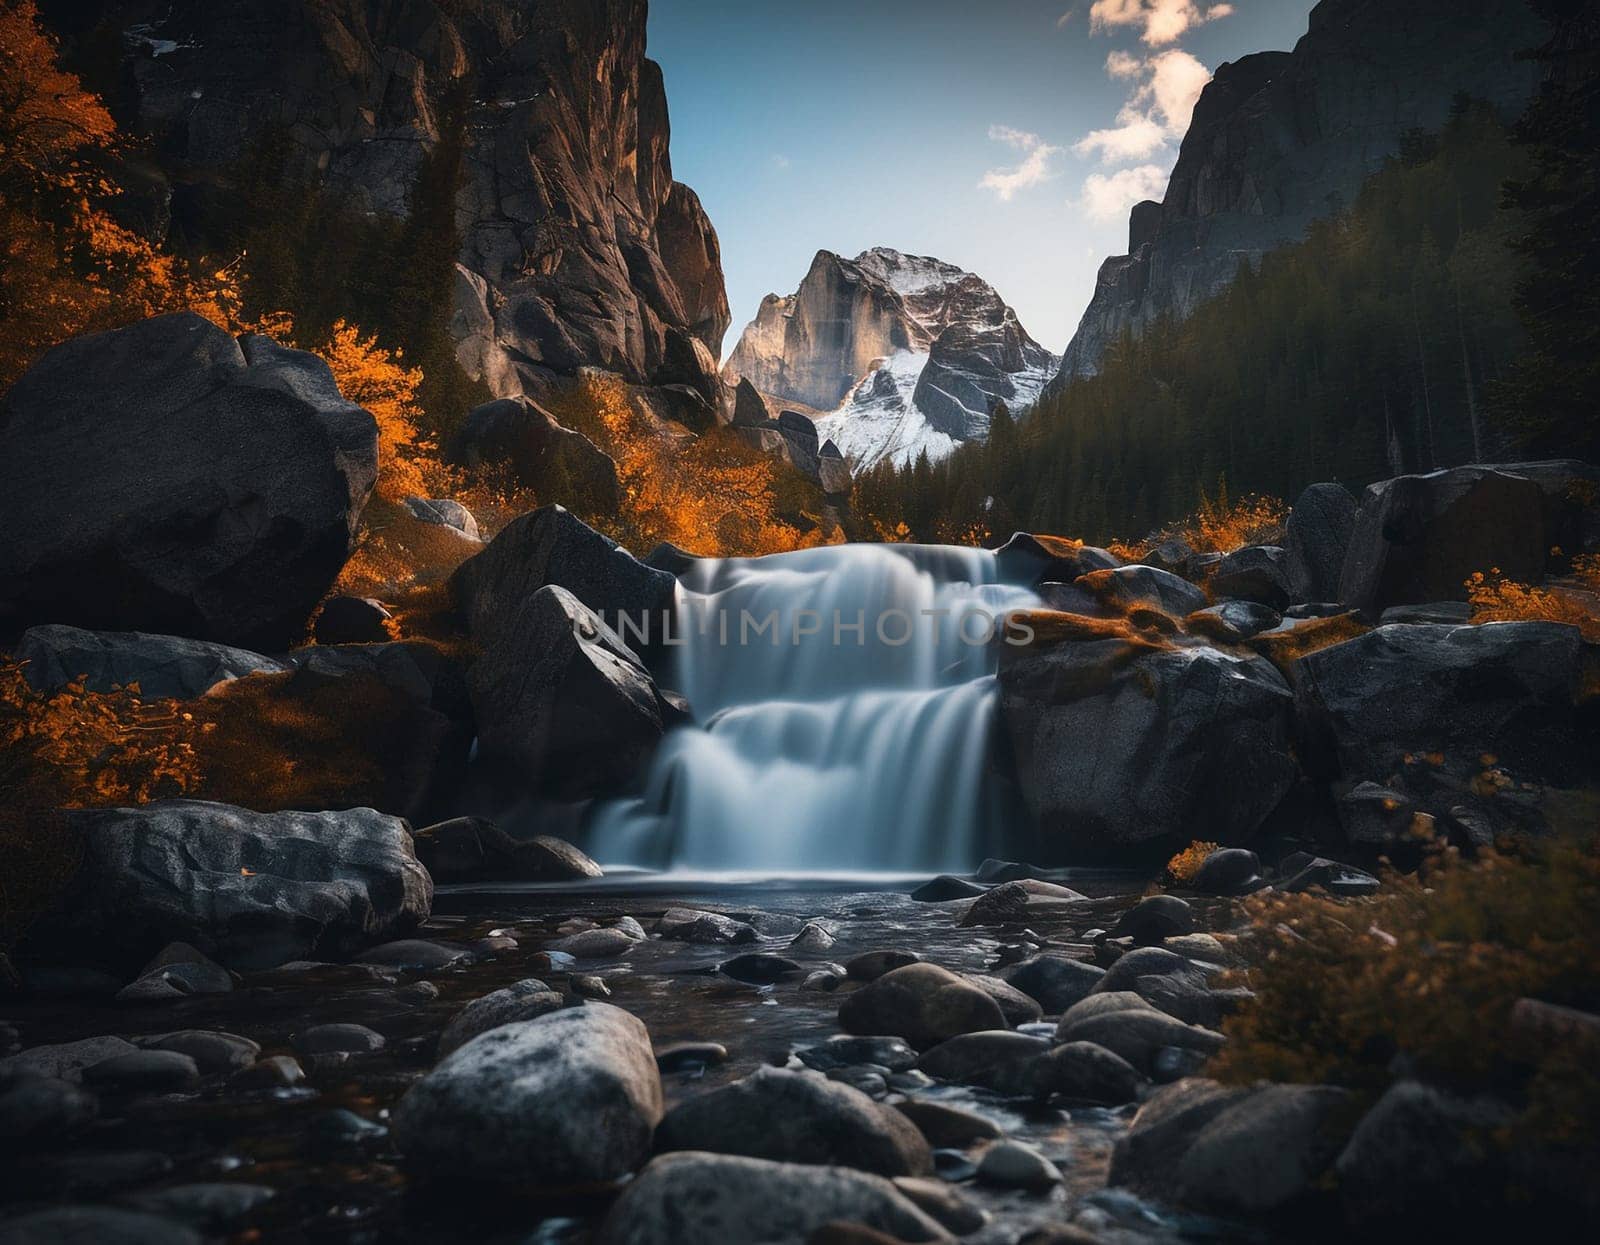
left=857, top=82, right=1600, bottom=546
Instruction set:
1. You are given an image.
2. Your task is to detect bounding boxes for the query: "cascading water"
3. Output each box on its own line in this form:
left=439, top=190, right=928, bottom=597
left=585, top=543, right=1039, bottom=872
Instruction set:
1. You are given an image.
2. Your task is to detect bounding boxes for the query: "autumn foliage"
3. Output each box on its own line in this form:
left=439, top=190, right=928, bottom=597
left=1166, top=840, right=1222, bottom=885
left=1467, top=555, right=1600, bottom=642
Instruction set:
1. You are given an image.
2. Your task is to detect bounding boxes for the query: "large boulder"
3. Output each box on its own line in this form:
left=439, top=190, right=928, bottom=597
left=838, top=963, right=1007, bottom=1050
left=995, top=533, right=1120, bottom=586
left=452, top=505, right=675, bottom=644
left=465, top=585, right=665, bottom=798
left=777, top=410, right=822, bottom=482
left=1000, top=639, right=1298, bottom=857
left=1109, top=1078, right=1255, bottom=1195
left=0, top=315, right=378, bottom=650
left=392, top=1004, right=663, bottom=1191
left=1337, top=466, right=1546, bottom=615
left=596, top=1152, right=945, bottom=1245
left=446, top=396, right=620, bottom=514
left=1208, top=546, right=1291, bottom=609
left=35, top=801, right=431, bottom=971
left=655, top=1067, right=932, bottom=1177
left=12, top=626, right=289, bottom=699
left=1284, top=483, right=1358, bottom=603
left=730, top=378, right=771, bottom=429
left=1292, top=622, right=1584, bottom=789
left=1081, top=566, right=1208, bottom=616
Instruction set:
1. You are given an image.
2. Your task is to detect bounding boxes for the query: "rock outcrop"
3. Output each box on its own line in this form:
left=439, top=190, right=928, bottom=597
left=54, top=0, right=729, bottom=414
left=0, top=314, right=377, bottom=650
left=724, top=247, right=1057, bottom=470
left=1054, top=0, right=1548, bottom=384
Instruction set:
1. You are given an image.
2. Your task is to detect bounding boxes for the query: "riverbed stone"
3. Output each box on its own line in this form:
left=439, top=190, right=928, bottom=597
left=1109, top=895, right=1195, bottom=945
left=295, top=1023, right=386, bottom=1056
left=438, top=980, right=565, bottom=1055
left=845, top=950, right=921, bottom=981
left=965, top=973, right=1044, bottom=1026
left=1109, top=1078, right=1254, bottom=1195
left=977, top=1139, right=1061, bottom=1190
left=81, top=1051, right=200, bottom=1095
left=552, top=927, right=639, bottom=959
left=135, top=1031, right=259, bottom=1075
left=1000, top=954, right=1106, bottom=1012
left=1057, top=1010, right=1224, bottom=1078
left=596, top=1152, right=945, bottom=1245
left=412, top=817, right=602, bottom=883
left=721, top=953, right=804, bottom=985
left=0, top=1206, right=202, bottom=1245
left=893, top=1100, right=1002, bottom=1147
left=1094, top=946, right=1209, bottom=996
left=392, top=1004, right=663, bottom=1189
left=1190, top=848, right=1265, bottom=895
left=918, top=1031, right=1050, bottom=1094
left=1032, top=1040, right=1147, bottom=1105
left=1176, top=1084, right=1353, bottom=1215
left=797, top=1036, right=918, bottom=1074
left=910, top=875, right=987, bottom=902
left=352, top=939, right=465, bottom=970
left=0, top=1075, right=98, bottom=1151
left=839, top=964, right=1007, bottom=1050
left=655, top=1066, right=932, bottom=1177
left=657, top=908, right=758, bottom=945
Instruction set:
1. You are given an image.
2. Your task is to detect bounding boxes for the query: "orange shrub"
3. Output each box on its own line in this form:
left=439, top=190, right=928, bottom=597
left=1167, top=840, right=1222, bottom=884
left=1467, top=568, right=1600, bottom=642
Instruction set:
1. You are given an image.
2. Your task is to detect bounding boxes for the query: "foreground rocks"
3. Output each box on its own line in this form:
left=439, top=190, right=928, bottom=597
left=393, top=1004, right=662, bottom=1190
left=34, top=801, right=432, bottom=972
left=0, top=314, right=377, bottom=649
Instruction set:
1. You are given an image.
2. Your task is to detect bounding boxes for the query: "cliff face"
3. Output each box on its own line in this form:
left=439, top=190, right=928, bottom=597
left=61, top=0, right=729, bottom=412
left=725, top=247, right=1056, bottom=469
left=1054, top=0, right=1549, bottom=386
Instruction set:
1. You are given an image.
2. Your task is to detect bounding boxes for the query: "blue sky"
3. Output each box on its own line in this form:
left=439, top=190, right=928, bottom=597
left=648, top=0, right=1318, bottom=359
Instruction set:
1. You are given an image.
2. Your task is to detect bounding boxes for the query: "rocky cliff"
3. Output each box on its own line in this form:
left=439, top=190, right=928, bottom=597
left=725, top=247, right=1056, bottom=471
left=1053, top=0, right=1549, bottom=386
left=51, top=0, right=729, bottom=415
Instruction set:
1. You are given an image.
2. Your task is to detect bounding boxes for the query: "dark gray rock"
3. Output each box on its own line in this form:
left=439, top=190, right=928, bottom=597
left=12, top=625, right=289, bottom=699
left=82, top=1051, right=199, bottom=1094
left=1058, top=992, right=1160, bottom=1032
left=135, top=1031, right=258, bottom=1076
left=118, top=1183, right=275, bottom=1231
left=1000, top=955, right=1106, bottom=1013
left=788, top=922, right=837, bottom=952
left=912, top=310, right=1058, bottom=442
left=965, top=974, right=1044, bottom=1026
left=595, top=1151, right=944, bottom=1245
left=893, top=1100, right=1002, bottom=1148
left=1109, top=1078, right=1255, bottom=1195
left=1284, top=483, right=1358, bottom=604
left=0, top=314, right=377, bottom=649
left=1190, top=848, right=1265, bottom=895
left=918, top=1031, right=1050, bottom=1093
left=295, top=1023, right=385, bottom=1056
left=0, top=1038, right=138, bottom=1084
left=839, top=963, right=1008, bottom=1050
left=1110, top=896, right=1195, bottom=945
left=39, top=801, right=431, bottom=972
left=412, top=818, right=603, bottom=884
left=1031, top=1041, right=1147, bottom=1105
left=1057, top=1010, right=1224, bottom=1078
left=0, top=1075, right=98, bottom=1151
left=1335, top=1079, right=1516, bottom=1234
left=312, top=596, right=392, bottom=645
left=1377, top=600, right=1472, bottom=625
left=1188, top=601, right=1282, bottom=642
left=976, top=1139, right=1061, bottom=1190
left=818, top=440, right=852, bottom=495
left=1292, top=622, right=1583, bottom=789
left=1175, top=1084, right=1353, bottom=1215
left=720, top=953, right=804, bottom=985
left=996, top=533, right=1121, bottom=587
left=655, top=1066, right=932, bottom=1177
left=453, top=505, right=675, bottom=645
left=465, top=584, right=664, bottom=799
left=1338, top=467, right=1547, bottom=615
left=0, top=1206, right=202, bottom=1245
left=231, top=1056, right=304, bottom=1090
left=1001, top=639, right=1297, bottom=856
left=777, top=410, right=822, bottom=481
left=353, top=939, right=466, bottom=970
left=909, top=876, right=987, bottom=902
left=1209, top=545, right=1290, bottom=608
left=393, top=1004, right=663, bottom=1190
left=657, top=908, right=758, bottom=945
left=1088, top=565, right=1208, bottom=616
left=447, top=396, right=620, bottom=513
left=1095, top=946, right=1210, bottom=997
left=654, top=1041, right=728, bottom=1073
left=730, top=378, right=771, bottom=428
left=890, top=1177, right=986, bottom=1236
left=439, top=980, right=564, bottom=1055
left=845, top=950, right=921, bottom=982
left=796, top=1036, right=918, bottom=1075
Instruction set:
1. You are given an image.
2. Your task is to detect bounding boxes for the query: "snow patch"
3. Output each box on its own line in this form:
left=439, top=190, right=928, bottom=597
left=814, top=352, right=957, bottom=473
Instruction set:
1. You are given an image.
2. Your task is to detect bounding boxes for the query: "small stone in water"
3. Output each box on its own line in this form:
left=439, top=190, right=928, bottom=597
left=845, top=950, right=921, bottom=982
left=801, top=970, right=843, bottom=992
left=571, top=974, right=612, bottom=999
left=396, top=980, right=440, bottom=1004
left=230, top=1055, right=304, bottom=1090
left=656, top=1041, right=729, bottom=1072
left=977, top=1139, right=1062, bottom=1190
left=932, top=1149, right=978, bottom=1182
left=295, top=1023, right=386, bottom=1056
left=81, top=1050, right=199, bottom=1094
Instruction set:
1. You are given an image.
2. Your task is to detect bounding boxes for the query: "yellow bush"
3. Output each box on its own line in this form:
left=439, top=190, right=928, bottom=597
left=1467, top=567, right=1600, bottom=642
left=1167, top=840, right=1222, bottom=884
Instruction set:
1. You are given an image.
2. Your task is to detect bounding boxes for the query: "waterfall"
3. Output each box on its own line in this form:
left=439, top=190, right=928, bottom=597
left=585, top=543, right=1038, bottom=872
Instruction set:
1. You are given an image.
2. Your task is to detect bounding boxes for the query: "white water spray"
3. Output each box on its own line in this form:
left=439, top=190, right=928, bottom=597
left=586, top=543, right=1038, bottom=871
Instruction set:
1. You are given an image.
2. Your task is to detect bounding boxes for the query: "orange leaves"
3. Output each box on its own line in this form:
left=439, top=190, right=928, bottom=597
left=316, top=320, right=432, bottom=500
left=0, top=2, right=116, bottom=181
left=0, top=661, right=201, bottom=810
left=1466, top=568, right=1600, bottom=641
left=1166, top=840, right=1222, bottom=884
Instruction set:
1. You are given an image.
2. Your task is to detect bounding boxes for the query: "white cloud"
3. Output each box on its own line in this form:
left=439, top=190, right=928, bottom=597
left=978, top=125, right=1063, bottom=201
left=1088, top=0, right=1234, bottom=46
left=1072, top=48, right=1210, bottom=164
left=1056, top=6, right=1079, bottom=29
left=1077, top=163, right=1170, bottom=222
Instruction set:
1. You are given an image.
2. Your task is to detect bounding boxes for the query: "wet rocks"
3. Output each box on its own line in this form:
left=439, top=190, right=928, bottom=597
left=313, top=596, right=392, bottom=645
left=1209, top=545, right=1291, bottom=608
left=893, top=1100, right=1002, bottom=1147
left=1093, top=946, right=1209, bottom=996
left=909, top=875, right=987, bottom=902
left=720, top=953, right=804, bottom=985
left=654, top=1041, right=728, bottom=1073
left=977, top=1139, right=1061, bottom=1190
left=134, top=1031, right=258, bottom=1076
left=393, top=1004, right=663, bottom=1190
left=38, top=801, right=431, bottom=972
left=996, top=533, right=1121, bottom=586
left=1000, top=954, right=1106, bottom=1013
left=405, top=497, right=480, bottom=542
left=12, top=625, right=289, bottom=699
left=230, top=1055, right=305, bottom=1091
left=1032, top=1041, right=1148, bottom=1105
left=0, top=1038, right=139, bottom=1084
left=960, top=879, right=1086, bottom=926
left=0, top=1076, right=98, bottom=1151
left=655, top=1066, right=932, bottom=1177
left=294, top=1024, right=385, bottom=1057
left=81, top=1051, right=199, bottom=1095
left=1056, top=1010, right=1224, bottom=1078
left=0, top=1206, right=202, bottom=1245
left=789, top=922, right=837, bottom=952
left=1109, top=1078, right=1254, bottom=1194
left=412, top=818, right=603, bottom=884
left=1085, top=565, right=1208, bottom=616
left=657, top=908, right=758, bottom=945
left=1110, top=895, right=1195, bottom=945
left=1277, top=854, right=1380, bottom=898
left=1001, top=639, right=1297, bottom=856
left=917, top=1031, right=1050, bottom=1094
left=596, top=1151, right=945, bottom=1245
left=1174, top=1084, right=1353, bottom=1215
left=438, top=980, right=565, bottom=1056
left=838, top=964, right=1007, bottom=1050
left=553, top=927, right=642, bottom=960
left=965, top=974, right=1044, bottom=1026
left=844, top=950, right=921, bottom=981
left=0, top=314, right=377, bottom=649
left=796, top=1036, right=918, bottom=1074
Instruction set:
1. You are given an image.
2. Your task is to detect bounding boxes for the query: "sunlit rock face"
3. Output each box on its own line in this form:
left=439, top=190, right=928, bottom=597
left=57, top=0, right=729, bottom=410
left=724, top=248, right=1057, bottom=470
left=1053, top=0, right=1549, bottom=386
